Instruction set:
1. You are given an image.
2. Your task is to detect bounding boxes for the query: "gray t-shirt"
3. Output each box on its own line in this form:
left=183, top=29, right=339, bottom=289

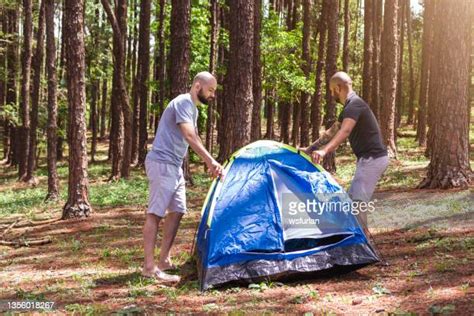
left=147, top=93, right=198, bottom=167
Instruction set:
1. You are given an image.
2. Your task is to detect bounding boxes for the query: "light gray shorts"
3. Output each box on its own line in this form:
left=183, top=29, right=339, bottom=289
left=145, top=158, right=187, bottom=217
left=348, top=155, right=389, bottom=202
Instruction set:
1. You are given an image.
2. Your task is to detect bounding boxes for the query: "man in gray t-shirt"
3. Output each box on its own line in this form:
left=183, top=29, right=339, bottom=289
left=143, top=72, right=223, bottom=282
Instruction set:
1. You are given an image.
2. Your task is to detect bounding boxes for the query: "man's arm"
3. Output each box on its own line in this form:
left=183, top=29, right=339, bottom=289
left=302, top=121, right=341, bottom=154
left=311, top=118, right=356, bottom=164
left=179, top=122, right=222, bottom=177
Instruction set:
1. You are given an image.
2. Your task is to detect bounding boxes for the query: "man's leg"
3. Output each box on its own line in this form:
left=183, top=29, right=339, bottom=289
left=349, top=155, right=389, bottom=231
left=158, top=211, right=184, bottom=270
left=143, top=213, right=162, bottom=274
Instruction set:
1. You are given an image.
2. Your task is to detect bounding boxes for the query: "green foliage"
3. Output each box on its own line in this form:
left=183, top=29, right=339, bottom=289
left=262, top=10, right=313, bottom=102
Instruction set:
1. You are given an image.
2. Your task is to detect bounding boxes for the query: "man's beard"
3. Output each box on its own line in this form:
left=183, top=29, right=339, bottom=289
left=198, top=90, right=211, bottom=105
left=334, top=94, right=342, bottom=104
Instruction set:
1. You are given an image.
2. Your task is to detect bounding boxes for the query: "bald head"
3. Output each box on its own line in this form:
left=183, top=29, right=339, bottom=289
left=329, top=71, right=354, bottom=104
left=193, top=71, right=217, bottom=86
left=191, top=71, right=217, bottom=105
left=330, top=71, right=353, bottom=86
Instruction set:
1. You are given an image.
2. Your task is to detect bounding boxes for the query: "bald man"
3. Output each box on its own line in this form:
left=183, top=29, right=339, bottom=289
left=143, top=71, right=223, bottom=282
left=301, top=71, right=389, bottom=230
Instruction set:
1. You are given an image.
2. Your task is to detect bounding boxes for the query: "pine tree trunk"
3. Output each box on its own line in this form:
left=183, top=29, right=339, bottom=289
left=395, top=0, right=405, bottom=130
left=342, top=0, right=350, bottom=72
left=379, top=0, right=400, bottom=158
left=90, top=81, right=99, bottom=162
left=419, top=0, right=472, bottom=189
left=323, top=0, right=339, bottom=172
left=362, top=0, right=373, bottom=107
left=222, top=0, right=254, bottom=157
left=311, top=0, right=327, bottom=141
left=300, top=0, right=312, bottom=147
left=170, top=0, right=192, bottom=183
left=5, top=7, right=19, bottom=164
left=44, top=0, right=59, bottom=201
left=137, top=0, right=151, bottom=166
left=170, top=0, right=191, bottom=98
left=25, top=0, right=46, bottom=183
left=62, top=0, right=91, bottom=219
left=406, top=0, right=415, bottom=127
left=251, top=0, right=262, bottom=142
left=206, top=0, right=219, bottom=152
left=18, top=0, right=33, bottom=180
left=370, top=0, right=382, bottom=120
left=100, top=78, right=107, bottom=140
left=101, top=0, right=132, bottom=179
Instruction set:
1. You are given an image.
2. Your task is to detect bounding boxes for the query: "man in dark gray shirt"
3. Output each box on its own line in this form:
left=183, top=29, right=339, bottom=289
left=301, top=71, right=389, bottom=230
left=143, top=72, right=223, bottom=282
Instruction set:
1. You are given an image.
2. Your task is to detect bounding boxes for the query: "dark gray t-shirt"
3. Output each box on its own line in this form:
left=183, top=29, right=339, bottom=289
left=146, top=93, right=198, bottom=167
left=337, top=92, right=387, bottom=159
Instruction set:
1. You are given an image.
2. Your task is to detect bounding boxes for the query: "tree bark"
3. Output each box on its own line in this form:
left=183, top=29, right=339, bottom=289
left=323, top=0, right=339, bottom=172
left=416, top=0, right=434, bottom=147
left=419, top=0, right=472, bottom=189
left=220, top=0, right=254, bottom=159
left=362, top=0, right=373, bottom=107
left=300, top=0, right=312, bottom=147
left=170, top=0, right=191, bottom=98
left=379, top=0, right=400, bottom=158
left=311, top=0, right=327, bottom=141
left=170, top=0, right=192, bottom=182
left=25, top=0, right=46, bottom=183
left=62, top=0, right=91, bottom=219
left=206, top=0, right=219, bottom=153
left=370, top=0, right=382, bottom=120
left=5, top=7, right=19, bottom=164
left=342, top=0, right=350, bottom=72
left=18, top=0, right=33, bottom=180
left=44, top=0, right=59, bottom=201
left=137, top=0, right=151, bottom=166
left=251, top=0, right=262, bottom=142
left=406, top=0, right=415, bottom=127
left=395, top=0, right=405, bottom=130
left=101, top=0, right=132, bottom=179
left=100, top=78, right=107, bottom=139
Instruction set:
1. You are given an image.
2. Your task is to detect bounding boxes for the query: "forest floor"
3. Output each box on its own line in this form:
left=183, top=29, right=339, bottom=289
left=0, top=127, right=473, bottom=315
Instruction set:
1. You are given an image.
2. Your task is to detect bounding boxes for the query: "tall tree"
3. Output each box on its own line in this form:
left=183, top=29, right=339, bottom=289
left=370, top=0, right=383, bottom=120
left=362, top=0, right=373, bottom=107
left=18, top=0, right=33, bottom=180
left=379, top=0, right=400, bottom=158
left=323, top=0, right=339, bottom=172
left=206, top=0, right=220, bottom=152
left=219, top=0, right=254, bottom=159
left=101, top=0, right=133, bottom=179
left=311, top=0, right=327, bottom=141
left=4, top=7, right=19, bottom=163
left=25, top=0, right=46, bottom=183
left=405, top=0, right=415, bottom=127
left=299, top=0, right=312, bottom=147
left=419, top=0, right=472, bottom=189
left=251, top=0, right=262, bottom=142
left=62, top=0, right=91, bottom=218
left=291, top=0, right=301, bottom=147
left=342, top=0, right=350, bottom=72
left=416, top=0, right=434, bottom=147
left=169, top=0, right=192, bottom=182
left=137, top=0, right=151, bottom=165
left=169, top=0, right=191, bottom=98
left=395, top=0, right=405, bottom=130
left=44, top=0, right=59, bottom=201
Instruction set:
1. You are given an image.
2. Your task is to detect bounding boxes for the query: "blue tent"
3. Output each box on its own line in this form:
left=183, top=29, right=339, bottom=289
left=196, top=140, right=379, bottom=290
